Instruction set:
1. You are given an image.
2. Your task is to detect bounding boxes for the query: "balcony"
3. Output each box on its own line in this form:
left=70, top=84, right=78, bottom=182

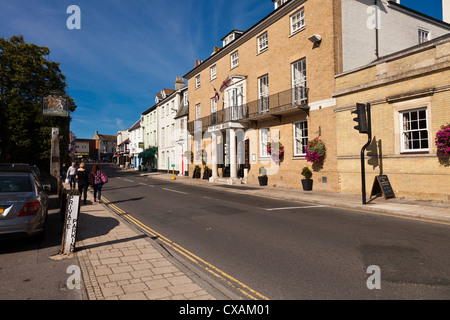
left=188, top=86, right=308, bottom=132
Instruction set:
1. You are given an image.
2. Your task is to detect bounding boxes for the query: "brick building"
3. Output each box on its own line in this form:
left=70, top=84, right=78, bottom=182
left=334, top=34, right=450, bottom=201
left=183, top=0, right=449, bottom=192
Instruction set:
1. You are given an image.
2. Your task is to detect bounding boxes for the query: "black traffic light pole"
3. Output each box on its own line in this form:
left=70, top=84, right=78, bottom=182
left=352, top=103, right=372, bottom=204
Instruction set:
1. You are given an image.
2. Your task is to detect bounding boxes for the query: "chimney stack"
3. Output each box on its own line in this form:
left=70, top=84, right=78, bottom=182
left=444, top=0, right=450, bottom=24
left=175, top=77, right=185, bottom=90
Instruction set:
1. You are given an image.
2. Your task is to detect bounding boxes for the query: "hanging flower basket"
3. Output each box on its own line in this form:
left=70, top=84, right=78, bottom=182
left=305, top=138, right=325, bottom=163
left=267, top=142, right=285, bottom=161
left=436, top=124, right=450, bottom=158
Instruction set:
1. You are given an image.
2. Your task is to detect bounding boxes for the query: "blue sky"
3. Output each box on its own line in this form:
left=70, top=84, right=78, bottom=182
left=0, top=0, right=445, bottom=139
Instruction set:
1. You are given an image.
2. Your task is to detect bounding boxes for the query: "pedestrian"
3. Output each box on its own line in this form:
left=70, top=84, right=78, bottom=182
left=61, top=163, right=67, bottom=180
left=76, top=162, right=90, bottom=204
left=91, top=165, right=104, bottom=203
left=66, top=162, right=77, bottom=189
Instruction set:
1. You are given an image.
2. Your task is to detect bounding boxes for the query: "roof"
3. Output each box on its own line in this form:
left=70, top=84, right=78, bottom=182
left=174, top=101, right=189, bottom=119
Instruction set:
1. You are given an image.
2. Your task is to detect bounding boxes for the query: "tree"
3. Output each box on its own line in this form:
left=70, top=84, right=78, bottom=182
left=0, top=35, right=77, bottom=172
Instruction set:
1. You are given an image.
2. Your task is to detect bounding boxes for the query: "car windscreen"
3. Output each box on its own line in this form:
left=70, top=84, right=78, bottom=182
left=0, top=175, right=33, bottom=193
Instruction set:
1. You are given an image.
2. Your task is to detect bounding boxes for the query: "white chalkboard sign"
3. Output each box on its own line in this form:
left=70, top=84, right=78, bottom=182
left=61, top=193, right=81, bottom=254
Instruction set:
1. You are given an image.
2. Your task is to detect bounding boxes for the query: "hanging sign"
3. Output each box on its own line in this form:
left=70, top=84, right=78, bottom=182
left=43, top=94, right=69, bottom=117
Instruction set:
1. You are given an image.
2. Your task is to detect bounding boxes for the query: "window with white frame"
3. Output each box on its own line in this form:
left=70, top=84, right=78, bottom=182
left=259, top=128, right=270, bottom=158
left=161, top=127, right=165, bottom=147
left=183, top=91, right=189, bottom=106
left=231, top=51, right=239, bottom=69
left=210, top=65, right=217, bottom=80
left=293, top=121, right=308, bottom=156
left=196, top=75, right=201, bottom=89
left=211, top=97, right=218, bottom=124
left=257, top=32, right=268, bottom=54
left=196, top=104, right=201, bottom=120
left=292, top=58, right=307, bottom=104
left=258, top=74, right=269, bottom=113
left=161, top=151, right=165, bottom=167
left=418, top=28, right=430, bottom=44
left=400, top=108, right=429, bottom=152
left=166, top=125, right=169, bottom=146
left=290, top=8, right=305, bottom=35
left=274, top=0, right=288, bottom=10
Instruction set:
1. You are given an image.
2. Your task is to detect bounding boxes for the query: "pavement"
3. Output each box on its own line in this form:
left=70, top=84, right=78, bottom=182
left=59, top=169, right=449, bottom=300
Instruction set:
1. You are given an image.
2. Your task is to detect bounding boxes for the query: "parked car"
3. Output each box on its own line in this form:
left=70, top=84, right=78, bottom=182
left=0, top=166, right=48, bottom=239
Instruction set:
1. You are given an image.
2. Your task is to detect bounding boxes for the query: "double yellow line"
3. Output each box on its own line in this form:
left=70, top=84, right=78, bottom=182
left=100, top=196, right=270, bottom=301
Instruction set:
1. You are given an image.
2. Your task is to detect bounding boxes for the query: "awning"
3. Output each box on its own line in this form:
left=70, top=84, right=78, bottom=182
left=138, top=148, right=158, bottom=158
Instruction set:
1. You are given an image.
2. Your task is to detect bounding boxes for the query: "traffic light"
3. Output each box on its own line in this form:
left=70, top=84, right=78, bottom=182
left=352, top=103, right=368, bottom=134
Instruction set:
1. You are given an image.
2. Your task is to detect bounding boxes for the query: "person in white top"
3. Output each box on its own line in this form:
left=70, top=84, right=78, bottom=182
left=66, top=162, right=77, bottom=189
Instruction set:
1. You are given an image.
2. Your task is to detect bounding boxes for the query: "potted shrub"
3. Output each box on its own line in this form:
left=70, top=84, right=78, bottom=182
left=203, top=165, right=212, bottom=180
left=301, top=167, right=313, bottom=191
left=193, top=165, right=201, bottom=179
left=258, top=167, right=268, bottom=186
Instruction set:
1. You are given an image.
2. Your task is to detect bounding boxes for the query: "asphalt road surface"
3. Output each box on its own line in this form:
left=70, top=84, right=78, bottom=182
left=99, top=166, right=450, bottom=300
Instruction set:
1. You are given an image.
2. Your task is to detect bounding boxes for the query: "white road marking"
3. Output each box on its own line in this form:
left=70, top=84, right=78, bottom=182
left=162, top=188, right=189, bottom=195
left=123, top=179, right=134, bottom=183
left=264, top=205, right=329, bottom=211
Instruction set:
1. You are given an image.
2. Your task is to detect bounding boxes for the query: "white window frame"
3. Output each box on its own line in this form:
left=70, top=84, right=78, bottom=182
left=400, top=108, right=429, bottom=153
left=195, top=103, right=201, bottom=120
left=292, top=58, right=307, bottom=104
left=258, top=74, right=269, bottom=114
left=418, top=28, right=430, bottom=44
left=183, top=91, right=189, bottom=106
left=257, top=32, right=268, bottom=54
left=210, top=65, right=217, bottom=80
left=290, top=8, right=305, bottom=35
left=259, top=127, right=270, bottom=158
left=293, top=121, right=308, bottom=156
left=195, top=75, right=201, bottom=89
left=211, top=97, right=218, bottom=124
left=231, top=51, right=239, bottom=69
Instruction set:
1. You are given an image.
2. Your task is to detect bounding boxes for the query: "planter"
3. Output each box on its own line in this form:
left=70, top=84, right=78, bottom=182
left=258, top=176, right=268, bottom=186
left=301, top=179, right=313, bottom=191
left=203, top=170, right=212, bottom=180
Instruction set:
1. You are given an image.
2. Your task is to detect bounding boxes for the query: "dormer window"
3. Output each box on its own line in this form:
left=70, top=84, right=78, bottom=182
left=222, top=30, right=244, bottom=47
left=274, top=0, right=288, bottom=10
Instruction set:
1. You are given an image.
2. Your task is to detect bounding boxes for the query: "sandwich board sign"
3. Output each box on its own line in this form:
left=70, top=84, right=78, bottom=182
left=370, top=175, right=395, bottom=200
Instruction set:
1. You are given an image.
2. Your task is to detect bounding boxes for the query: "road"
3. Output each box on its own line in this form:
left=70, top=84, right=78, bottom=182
left=99, top=166, right=450, bottom=300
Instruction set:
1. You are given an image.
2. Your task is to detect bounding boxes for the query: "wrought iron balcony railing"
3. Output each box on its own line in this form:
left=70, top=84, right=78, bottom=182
left=188, top=86, right=308, bottom=132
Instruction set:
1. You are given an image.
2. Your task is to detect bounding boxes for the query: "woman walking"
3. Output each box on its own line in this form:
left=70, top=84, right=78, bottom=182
left=76, top=162, right=90, bottom=204
left=91, top=165, right=104, bottom=203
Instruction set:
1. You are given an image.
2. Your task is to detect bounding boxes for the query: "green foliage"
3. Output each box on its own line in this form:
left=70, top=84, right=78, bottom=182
left=301, top=167, right=312, bottom=179
left=0, top=35, right=77, bottom=172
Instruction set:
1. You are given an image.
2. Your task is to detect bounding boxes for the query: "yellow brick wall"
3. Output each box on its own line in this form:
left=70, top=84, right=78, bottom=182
left=186, top=0, right=341, bottom=191
left=335, top=41, right=450, bottom=201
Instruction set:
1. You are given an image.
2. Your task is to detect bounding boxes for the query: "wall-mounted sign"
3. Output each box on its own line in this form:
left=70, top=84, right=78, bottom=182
left=43, top=94, right=69, bottom=117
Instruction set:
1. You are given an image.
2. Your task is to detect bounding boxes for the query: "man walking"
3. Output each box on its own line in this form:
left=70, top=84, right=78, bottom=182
left=66, top=162, right=77, bottom=189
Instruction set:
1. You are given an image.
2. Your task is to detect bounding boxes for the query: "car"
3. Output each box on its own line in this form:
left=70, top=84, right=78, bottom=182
left=0, top=166, right=49, bottom=239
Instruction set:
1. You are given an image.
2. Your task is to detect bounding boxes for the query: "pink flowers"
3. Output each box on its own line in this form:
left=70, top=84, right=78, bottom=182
left=267, top=142, right=285, bottom=161
left=436, top=124, right=450, bottom=158
left=305, top=138, right=325, bottom=163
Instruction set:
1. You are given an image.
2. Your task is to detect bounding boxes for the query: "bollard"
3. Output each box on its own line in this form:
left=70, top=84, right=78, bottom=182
left=171, top=164, right=176, bottom=180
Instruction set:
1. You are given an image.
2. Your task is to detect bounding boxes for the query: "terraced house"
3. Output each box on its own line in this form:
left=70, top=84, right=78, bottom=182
left=183, top=0, right=450, bottom=193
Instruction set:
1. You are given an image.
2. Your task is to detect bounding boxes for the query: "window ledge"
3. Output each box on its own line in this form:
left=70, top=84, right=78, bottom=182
left=257, top=48, right=268, bottom=56
left=289, top=26, right=305, bottom=38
